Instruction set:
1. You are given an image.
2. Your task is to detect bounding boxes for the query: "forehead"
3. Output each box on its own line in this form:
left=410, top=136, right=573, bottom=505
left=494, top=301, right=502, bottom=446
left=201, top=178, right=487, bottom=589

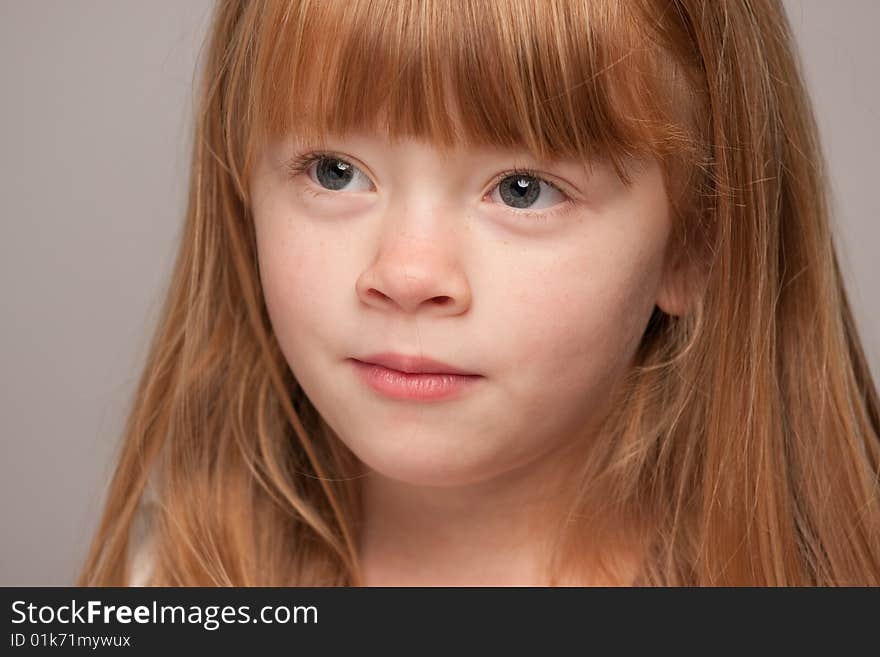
left=252, top=1, right=688, bottom=163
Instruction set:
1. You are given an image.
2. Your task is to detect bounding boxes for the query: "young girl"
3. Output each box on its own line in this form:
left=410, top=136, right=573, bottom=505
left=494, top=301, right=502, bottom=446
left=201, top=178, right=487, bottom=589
left=78, top=0, right=880, bottom=586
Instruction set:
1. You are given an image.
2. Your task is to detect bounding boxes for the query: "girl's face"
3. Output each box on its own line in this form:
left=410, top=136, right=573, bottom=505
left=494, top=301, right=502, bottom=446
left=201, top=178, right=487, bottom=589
left=250, top=130, right=680, bottom=487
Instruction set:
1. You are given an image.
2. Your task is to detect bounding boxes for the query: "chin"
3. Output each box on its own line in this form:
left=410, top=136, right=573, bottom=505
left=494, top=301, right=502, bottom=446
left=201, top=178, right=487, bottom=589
left=353, top=445, right=505, bottom=488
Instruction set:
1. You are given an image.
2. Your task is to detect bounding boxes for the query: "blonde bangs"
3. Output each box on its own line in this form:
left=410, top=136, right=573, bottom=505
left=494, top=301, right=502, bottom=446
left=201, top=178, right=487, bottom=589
left=235, top=0, right=696, bottom=182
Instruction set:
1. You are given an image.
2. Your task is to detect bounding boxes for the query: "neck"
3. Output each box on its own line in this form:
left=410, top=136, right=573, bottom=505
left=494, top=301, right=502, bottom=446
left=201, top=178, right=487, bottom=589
left=356, top=432, right=615, bottom=586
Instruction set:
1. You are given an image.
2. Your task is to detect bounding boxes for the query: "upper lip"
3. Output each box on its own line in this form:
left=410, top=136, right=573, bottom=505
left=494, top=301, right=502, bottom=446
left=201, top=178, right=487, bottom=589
left=354, top=352, right=480, bottom=376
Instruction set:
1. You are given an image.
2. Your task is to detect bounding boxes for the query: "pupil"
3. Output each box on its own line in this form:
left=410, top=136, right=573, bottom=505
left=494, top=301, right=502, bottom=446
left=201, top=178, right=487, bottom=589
left=316, top=158, right=354, bottom=190
left=499, top=175, right=539, bottom=208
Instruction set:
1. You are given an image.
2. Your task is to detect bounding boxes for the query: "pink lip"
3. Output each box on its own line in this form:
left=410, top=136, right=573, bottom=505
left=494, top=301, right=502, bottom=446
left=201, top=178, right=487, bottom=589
left=355, top=352, right=479, bottom=375
left=350, top=355, right=483, bottom=401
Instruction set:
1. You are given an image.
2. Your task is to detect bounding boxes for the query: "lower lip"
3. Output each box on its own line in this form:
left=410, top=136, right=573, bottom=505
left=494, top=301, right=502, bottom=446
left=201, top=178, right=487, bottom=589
left=350, top=359, right=483, bottom=401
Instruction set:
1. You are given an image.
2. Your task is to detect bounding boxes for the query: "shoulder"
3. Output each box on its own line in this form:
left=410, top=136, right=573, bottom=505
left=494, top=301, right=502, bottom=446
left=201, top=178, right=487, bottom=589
left=128, top=537, right=155, bottom=587
left=127, top=490, right=158, bottom=586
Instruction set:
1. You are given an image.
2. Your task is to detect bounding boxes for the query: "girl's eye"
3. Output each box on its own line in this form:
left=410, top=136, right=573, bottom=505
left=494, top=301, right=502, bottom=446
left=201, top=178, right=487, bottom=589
left=487, top=171, right=570, bottom=216
left=286, top=152, right=373, bottom=193
left=285, top=152, right=575, bottom=219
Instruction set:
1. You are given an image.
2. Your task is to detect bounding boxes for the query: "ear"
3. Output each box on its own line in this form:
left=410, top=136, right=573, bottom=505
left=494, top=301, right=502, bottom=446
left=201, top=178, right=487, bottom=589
left=655, top=241, right=706, bottom=318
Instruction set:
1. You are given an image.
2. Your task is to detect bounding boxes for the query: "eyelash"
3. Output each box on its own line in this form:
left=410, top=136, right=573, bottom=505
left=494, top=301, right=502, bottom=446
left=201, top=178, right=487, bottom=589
left=283, top=150, right=576, bottom=222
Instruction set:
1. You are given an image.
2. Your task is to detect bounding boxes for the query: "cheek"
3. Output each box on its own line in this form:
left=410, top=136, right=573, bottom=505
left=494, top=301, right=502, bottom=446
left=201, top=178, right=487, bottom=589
left=254, top=217, right=341, bottom=368
left=503, top=231, right=664, bottom=401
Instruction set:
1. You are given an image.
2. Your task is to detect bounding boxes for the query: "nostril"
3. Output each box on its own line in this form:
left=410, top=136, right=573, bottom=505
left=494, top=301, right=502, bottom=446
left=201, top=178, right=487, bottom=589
left=432, top=296, right=452, bottom=305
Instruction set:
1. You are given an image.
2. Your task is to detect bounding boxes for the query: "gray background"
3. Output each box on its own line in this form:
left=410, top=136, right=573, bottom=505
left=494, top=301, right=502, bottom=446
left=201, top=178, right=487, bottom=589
left=1, top=0, right=877, bottom=585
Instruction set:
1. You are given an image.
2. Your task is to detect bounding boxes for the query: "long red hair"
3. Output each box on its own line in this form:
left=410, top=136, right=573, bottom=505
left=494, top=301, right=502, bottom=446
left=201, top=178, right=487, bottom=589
left=79, top=0, right=879, bottom=586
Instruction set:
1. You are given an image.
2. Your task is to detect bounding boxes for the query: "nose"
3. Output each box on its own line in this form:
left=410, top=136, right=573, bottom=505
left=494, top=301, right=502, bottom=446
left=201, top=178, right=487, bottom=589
left=355, top=223, right=472, bottom=316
